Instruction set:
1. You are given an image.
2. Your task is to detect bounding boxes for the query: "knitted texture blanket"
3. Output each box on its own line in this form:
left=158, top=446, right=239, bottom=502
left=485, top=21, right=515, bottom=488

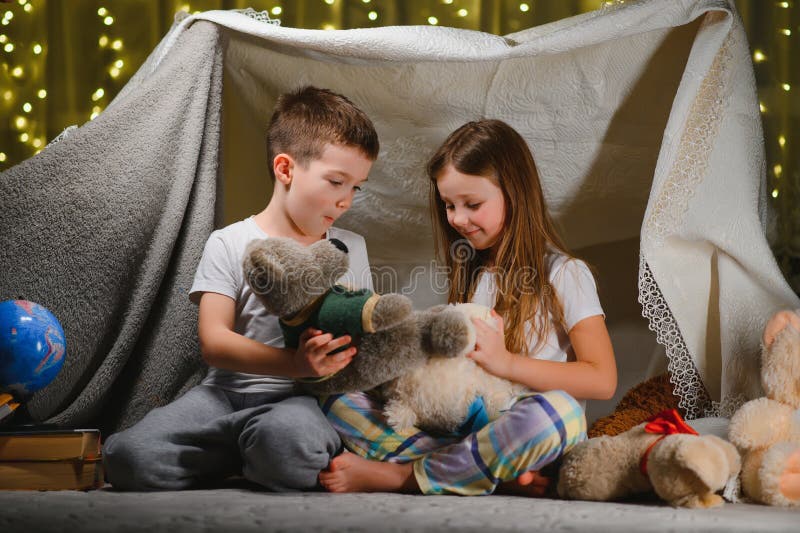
left=1, top=0, right=796, bottom=432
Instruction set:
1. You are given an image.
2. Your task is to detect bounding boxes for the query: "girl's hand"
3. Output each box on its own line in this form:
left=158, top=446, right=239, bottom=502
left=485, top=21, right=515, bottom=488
left=295, top=328, right=356, bottom=377
left=467, top=309, right=515, bottom=379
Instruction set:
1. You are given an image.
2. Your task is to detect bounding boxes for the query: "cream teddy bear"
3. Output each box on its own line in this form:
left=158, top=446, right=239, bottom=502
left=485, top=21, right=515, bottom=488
left=727, top=309, right=800, bottom=506
left=381, top=302, right=524, bottom=433
left=558, top=409, right=741, bottom=508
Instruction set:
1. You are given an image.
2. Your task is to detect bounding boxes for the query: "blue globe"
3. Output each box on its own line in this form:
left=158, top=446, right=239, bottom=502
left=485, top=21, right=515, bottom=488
left=0, top=300, right=66, bottom=399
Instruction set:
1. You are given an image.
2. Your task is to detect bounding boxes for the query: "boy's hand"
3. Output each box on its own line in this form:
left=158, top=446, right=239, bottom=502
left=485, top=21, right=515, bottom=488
left=467, top=310, right=514, bottom=380
left=295, top=328, right=357, bottom=377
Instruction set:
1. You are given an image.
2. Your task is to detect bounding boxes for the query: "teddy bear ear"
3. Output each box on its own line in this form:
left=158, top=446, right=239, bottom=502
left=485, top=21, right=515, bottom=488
left=328, top=238, right=349, bottom=254
left=243, top=239, right=287, bottom=298
left=672, top=435, right=734, bottom=491
left=647, top=434, right=735, bottom=507
left=761, top=325, right=800, bottom=408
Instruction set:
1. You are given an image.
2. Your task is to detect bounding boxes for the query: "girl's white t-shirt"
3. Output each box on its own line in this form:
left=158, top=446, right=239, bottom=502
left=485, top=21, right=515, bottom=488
left=471, top=253, right=604, bottom=388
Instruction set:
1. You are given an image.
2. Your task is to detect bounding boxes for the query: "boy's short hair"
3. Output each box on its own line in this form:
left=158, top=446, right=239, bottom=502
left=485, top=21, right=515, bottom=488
left=266, top=86, right=379, bottom=178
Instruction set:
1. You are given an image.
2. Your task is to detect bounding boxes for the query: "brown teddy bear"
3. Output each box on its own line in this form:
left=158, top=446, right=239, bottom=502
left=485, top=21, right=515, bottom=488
left=558, top=409, right=741, bottom=508
left=588, top=373, right=681, bottom=438
left=727, top=309, right=800, bottom=506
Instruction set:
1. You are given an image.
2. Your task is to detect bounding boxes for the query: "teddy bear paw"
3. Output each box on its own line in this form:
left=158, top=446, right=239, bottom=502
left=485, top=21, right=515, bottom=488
left=747, top=443, right=800, bottom=506
left=673, top=493, right=724, bottom=509
left=371, top=294, right=412, bottom=331
left=778, top=447, right=800, bottom=505
left=427, top=309, right=473, bottom=358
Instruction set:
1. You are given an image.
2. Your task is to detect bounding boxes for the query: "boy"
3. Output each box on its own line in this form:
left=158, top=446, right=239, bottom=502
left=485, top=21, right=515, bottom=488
left=103, top=86, right=379, bottom=491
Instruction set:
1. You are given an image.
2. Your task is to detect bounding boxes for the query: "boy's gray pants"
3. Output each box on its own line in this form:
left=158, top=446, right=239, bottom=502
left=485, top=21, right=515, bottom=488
left=102, top=385, right=341, bottom=491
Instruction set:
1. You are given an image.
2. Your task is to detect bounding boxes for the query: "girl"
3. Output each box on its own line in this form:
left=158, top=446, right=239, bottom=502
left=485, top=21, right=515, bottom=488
left=319, top=119, right=617, bottom=496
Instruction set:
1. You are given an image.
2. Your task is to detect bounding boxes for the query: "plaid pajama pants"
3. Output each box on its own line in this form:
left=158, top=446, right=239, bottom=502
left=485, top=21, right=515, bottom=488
left=321, top=389, right=586, bottom=495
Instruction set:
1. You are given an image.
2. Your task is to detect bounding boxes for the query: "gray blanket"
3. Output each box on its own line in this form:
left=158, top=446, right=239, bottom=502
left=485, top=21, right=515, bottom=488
left=0, top=22, right=223, bottom=432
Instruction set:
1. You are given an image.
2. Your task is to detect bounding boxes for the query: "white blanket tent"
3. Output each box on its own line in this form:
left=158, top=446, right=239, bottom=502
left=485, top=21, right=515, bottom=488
left=1, top=0, right=797, bottom=432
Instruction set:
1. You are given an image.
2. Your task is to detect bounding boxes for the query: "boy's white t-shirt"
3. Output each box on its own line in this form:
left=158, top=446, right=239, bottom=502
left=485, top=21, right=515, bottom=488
left=471, top=253, right=604, bottom=407
left=189, top=216, right=373, bottom=395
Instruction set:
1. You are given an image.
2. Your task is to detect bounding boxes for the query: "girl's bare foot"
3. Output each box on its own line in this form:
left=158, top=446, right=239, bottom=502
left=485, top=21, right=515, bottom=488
left=319, top=452, right=419, bottom=493
left=779, top=449, right=800, bottom=501
left=496, top=470, right=551, bottom=497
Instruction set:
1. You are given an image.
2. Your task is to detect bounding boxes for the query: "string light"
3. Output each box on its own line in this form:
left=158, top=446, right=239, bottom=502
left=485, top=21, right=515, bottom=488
left=97, top=7, right=108, bottom=16
left=22, top=102, right=31, bottom=112
left=325, top=0, right=335, bottom=5
left=37, top=89, right=46, bottom=99
left=32, top=43, right=42, bottom=54
left=19, top=132, right=29, bottom=142
left=23, top=3, right=31, bottom=13
left=781, top=28, right=792, bottom=36
left=772, top=189, right=779, bottom=198
left=271, top=7, right=282, bottom=16
left=14, top=116, right=27, bottom=129
left=779, top=135, right=786, bottom=147
left=368, top=11, right=378, bottom=21
left=753, top=50, right=766, bottom=62
left=322, top=23, right=335, bottom=30
left=4, top=42, right=13, bottom=52
left=0, top=153, right=6, bottom=162
left=99, top=35, right=108, bottom=47
left=0, top=34, right=6, bottom=43
left=774, top=164, right=783, bottom=177
left=92, top=88, right=105, bottom=101
left=428, top=16, right=438, bottom=25
left=520, top=3, right=531, bottom=12
left=3, top=90, right=12, bottom=101
left=782, top=83, right=791, bottom=91
left=11, top=66, right=23, bottom=77
left=458, top=9, right=468, bottom=17
left=760, top=102, right=767, bottom=113
left=104, top=16, right=114, bottom=26
left=111, top=39, right=123, bottom=50
left=779, top=1, right=790, bottom=7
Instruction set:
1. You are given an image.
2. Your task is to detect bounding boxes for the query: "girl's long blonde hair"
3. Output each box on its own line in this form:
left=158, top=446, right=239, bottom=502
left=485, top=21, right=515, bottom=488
left=427, top=119, right=576, bottom=355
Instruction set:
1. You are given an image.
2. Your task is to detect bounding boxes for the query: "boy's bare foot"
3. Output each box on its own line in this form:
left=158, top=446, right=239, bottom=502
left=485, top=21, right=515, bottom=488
left=779, top=449, right=800, bottom=501
left=319, top=452, right=419, bottom=493
left=496, top=470, right=551, bottom=497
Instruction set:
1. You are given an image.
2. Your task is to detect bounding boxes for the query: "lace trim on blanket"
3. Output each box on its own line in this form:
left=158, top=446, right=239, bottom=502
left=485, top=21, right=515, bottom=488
left=639, top=12, right=734, bottom=419
left=231, top=8, right=281, bottom=26
left=639, top=258, right=714, bottom=418
left=643, top=11, right=732, bottom=250
left=175, top=8, right=281, bottom=25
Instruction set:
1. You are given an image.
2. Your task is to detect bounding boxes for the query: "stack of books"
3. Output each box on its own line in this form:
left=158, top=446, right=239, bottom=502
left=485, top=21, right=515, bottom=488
left=0, top=393, right=20, bottom=423
left=0, top=426, right=104, bottom=490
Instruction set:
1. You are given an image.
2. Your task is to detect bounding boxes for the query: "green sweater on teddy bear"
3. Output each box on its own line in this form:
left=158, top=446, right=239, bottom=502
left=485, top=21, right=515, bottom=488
left=279, top=285, right=379, bottom=353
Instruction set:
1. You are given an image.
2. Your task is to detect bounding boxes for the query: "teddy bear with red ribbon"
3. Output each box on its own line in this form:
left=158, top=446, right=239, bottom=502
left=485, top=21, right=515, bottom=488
left=557, top=409, right=741, bottom=508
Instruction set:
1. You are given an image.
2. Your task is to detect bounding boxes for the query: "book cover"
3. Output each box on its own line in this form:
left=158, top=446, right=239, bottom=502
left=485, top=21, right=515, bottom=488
left=0, top=427, right=101, bottom=461
left=0, top=458, right=104, bottom=491
left=0, top=401, right=20, bottom=423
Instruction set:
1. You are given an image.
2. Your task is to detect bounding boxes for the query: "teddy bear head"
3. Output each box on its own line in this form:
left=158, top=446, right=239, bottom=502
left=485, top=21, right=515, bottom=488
left=760, top=324, right=800, bottom=409
left=243, top=237, right=349, bottom=317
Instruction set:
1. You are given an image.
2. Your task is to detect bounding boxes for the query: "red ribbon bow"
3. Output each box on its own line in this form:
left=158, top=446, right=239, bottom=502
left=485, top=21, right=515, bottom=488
left=639, top=409, right=697, bottom=476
